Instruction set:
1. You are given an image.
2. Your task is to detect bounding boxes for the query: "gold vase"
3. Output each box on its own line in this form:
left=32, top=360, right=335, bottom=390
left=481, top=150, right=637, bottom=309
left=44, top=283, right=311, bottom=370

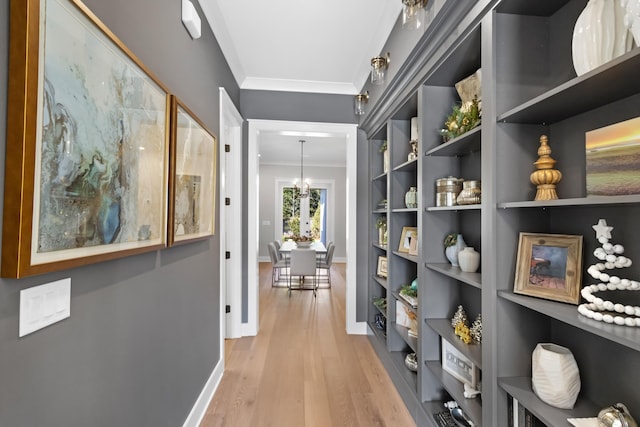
left=530, top=135, right=562, bottom=200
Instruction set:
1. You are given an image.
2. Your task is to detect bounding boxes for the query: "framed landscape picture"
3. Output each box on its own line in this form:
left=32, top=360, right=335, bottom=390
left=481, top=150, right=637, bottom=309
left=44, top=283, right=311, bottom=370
left=586, top=116, right=640, bottom=197
left=2, top=0, right=170, bottom=277
left=168, top=97, right=217, bottom=246
left=513, top=233, right=583, bottom=304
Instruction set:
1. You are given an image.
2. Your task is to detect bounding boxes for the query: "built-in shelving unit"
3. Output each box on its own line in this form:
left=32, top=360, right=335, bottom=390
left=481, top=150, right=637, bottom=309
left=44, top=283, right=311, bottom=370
left=362, top=0, right=640, bottom=425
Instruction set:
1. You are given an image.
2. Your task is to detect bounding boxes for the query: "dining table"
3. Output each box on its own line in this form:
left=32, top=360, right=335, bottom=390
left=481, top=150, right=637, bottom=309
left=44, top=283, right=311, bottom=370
left=278, top=240, right=327, bottom=254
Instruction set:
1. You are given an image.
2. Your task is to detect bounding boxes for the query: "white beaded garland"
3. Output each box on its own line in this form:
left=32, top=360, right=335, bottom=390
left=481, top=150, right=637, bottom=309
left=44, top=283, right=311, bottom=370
left=577, top=220, right=640, bottom=327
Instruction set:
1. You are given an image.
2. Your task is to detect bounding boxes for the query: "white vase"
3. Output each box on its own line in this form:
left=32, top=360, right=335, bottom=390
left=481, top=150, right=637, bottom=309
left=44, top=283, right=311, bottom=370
left=621, top=0, right=640, bottom=45
left=572, top=0, right=635, bottom=76
left=531, top=343, right=581, bottom=409
left=383, top=150, right=390, bottom=174
left=445, top=234, right=466, bottom=267
left=458, top=247, right=480, bottom=273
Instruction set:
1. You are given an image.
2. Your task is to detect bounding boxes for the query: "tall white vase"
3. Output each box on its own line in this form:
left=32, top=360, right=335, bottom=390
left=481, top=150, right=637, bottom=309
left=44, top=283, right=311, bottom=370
left=531, top=343, right=581, bottom=409
left=458, top=247, right=480, bottom=273
left=572, top=0, right=635, bottom=76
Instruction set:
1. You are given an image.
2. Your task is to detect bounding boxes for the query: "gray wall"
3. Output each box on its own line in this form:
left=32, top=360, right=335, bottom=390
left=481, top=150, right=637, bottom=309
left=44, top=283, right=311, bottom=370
left=258, top=164, right=347, bottom=260
left=0, top=0, right=238, bottom=426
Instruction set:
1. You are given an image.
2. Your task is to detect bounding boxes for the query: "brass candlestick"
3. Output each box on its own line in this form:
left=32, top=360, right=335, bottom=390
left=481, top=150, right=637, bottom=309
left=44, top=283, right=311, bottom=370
left=530, top=135, right=562, bottom=200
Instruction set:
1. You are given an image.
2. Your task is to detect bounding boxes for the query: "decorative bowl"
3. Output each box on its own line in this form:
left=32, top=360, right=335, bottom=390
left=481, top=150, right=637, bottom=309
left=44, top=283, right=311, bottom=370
left=405, top=352, right=418, bottom=372
left=296, top=241, right=311, bottom=248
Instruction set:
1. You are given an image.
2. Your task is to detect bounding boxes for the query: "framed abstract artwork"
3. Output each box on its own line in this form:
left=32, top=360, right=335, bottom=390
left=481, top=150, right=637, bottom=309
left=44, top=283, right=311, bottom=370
left=2, top=0, right=170, bottom=277
left=168, top=96, right=217, bottom=246
left=513, top=233, right=583, bottom=304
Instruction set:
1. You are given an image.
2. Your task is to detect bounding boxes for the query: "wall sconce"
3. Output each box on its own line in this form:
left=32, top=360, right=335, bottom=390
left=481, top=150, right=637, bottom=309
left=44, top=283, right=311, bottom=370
left=370, top=53, right=390, bottom=85
left=182, top=0, right=202, bottom=39
left=402, top=0, right=428, bottom=30
left=354, top=91, right=369, bottom=116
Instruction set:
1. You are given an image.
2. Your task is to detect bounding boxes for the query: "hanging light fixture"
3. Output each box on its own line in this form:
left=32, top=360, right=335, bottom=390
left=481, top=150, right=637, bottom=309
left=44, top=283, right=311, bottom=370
left=371, top=52, right=390, bottom=85
left=402, top=0, right=428, bottom=30
left=354, top=91, right=369, bottom=116
left=294, top=139, right=310, bottom=198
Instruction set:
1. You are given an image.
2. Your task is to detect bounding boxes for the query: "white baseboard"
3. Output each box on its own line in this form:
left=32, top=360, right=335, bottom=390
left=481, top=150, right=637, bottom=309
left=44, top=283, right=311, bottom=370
left=348, top=320, right=368, bottom=335
left=242, top=321, right=258, bottom=337
left=182, top=360, right=224, bottom=427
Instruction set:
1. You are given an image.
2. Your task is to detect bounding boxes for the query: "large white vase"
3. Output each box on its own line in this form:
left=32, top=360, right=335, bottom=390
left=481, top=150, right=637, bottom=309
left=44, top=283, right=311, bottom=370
left=572, top=0, right=635, bottom=76
left=531, top=343, right=581, bottom=409
left=621, top=0, right=640, bottom=45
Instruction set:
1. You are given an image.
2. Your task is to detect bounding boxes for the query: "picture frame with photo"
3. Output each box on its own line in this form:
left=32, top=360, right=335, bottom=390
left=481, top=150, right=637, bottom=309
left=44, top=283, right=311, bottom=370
left=376, top=256, right=388, bottom=278
left=398, top=226, right=418, bottom=253
left=441, top=337, right=478, bottom=388
left=513, top=233, right=583, bottom=304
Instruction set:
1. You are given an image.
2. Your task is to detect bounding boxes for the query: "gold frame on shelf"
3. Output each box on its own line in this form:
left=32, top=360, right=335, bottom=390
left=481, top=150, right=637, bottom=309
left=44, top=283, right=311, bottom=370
left=513, top=233, right=583, bottom=304
left=2, top=0, right=170, bottom=278
left=398, top=226, right=418, bottom=253
left=376, top=256, right=388, bottom=278
left=168, top=96, right=217, bottom=246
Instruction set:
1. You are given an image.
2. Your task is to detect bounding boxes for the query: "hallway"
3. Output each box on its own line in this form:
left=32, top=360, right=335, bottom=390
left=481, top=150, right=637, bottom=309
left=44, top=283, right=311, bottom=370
left=200, top=263, right=416, bottom=426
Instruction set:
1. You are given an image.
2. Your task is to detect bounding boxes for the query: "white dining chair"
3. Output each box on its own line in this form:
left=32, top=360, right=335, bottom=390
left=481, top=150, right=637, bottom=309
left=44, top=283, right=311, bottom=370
left=288, top=248, right=317, bottom=297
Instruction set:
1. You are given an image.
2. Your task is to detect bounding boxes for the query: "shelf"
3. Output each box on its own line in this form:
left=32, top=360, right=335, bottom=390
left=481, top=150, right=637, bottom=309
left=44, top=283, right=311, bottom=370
left=425, top=361, right=483, bottom=427
left=373, top=302, right=387, bottom=318
left=390, top=350, right=418, bottom=390
left=498, top=195, right=640, bottom=209
left=373, top=171, right=387, bottom=181
left=499, top=291, right=640, bottom=352
left=372, top=208, right=387, bottom=214
left=426, top=263, right=482, bottom=289
left=498, top=377, right=598, bottom=426
left=497, top=47, right=640, bottom=125
left=425, top=126, right=481, bottom=157
left=393, top=291, right=418, bottom=312
left=392, top=207, right=419, bottom=213
left=426, top=318, right=482, bottom=368
left=392, top=321, right=418, bottom=353
left=392, top=158, right=418, bottom=172
left=372, top=242, right=388, bottom=252
left=369, top=320, right=387, bottom=341
left=392, top=251, right=419, bottom=263
left=426, top=204, right=481, bottom=212
left=372, top=275, right=388, bottom=290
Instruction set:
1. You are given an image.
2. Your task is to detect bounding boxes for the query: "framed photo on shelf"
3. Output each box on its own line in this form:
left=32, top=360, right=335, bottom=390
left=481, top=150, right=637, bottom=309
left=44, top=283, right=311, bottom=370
left=376, top=256, right=388, bottom=278
left=398, top=226, right=418, bottom=253
left=441, top=337, right=478, bottom=388
left=514, top=233, right=583, bottom=304
left=168, top=96, right=217, bottom=246
left=2, top=0, right=170, bottom=278
left=408, top=234, right=419, bottom=256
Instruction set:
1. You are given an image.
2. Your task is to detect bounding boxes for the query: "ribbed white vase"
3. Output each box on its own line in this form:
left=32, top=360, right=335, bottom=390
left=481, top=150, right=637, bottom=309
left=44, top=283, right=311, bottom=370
left=572, top=0, right=635, bottom=76
left=531, top=343, right=581, bottom=409
left=621, top=0, right=640, bottom=45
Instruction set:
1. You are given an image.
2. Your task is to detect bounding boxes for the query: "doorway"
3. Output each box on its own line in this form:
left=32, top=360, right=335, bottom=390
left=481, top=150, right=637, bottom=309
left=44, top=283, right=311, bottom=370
left=278, top=182, right=334, bottom=247
left=247, top=119, right=362, bottom=336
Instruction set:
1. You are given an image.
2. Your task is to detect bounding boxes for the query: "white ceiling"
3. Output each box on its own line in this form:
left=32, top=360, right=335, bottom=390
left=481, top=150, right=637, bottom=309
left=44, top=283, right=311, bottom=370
left=199, top=0, right=402, bottom=95
left=199, top=0, right=401, bottom=166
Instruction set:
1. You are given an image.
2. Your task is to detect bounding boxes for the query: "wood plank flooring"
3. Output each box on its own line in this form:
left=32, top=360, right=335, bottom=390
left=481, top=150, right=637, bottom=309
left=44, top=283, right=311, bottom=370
left=200, top=262, right=416, bottom=427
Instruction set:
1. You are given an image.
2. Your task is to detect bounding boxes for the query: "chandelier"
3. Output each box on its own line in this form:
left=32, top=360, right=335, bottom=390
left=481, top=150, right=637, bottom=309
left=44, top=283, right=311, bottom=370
left=294, top=139, right=310, bottom=198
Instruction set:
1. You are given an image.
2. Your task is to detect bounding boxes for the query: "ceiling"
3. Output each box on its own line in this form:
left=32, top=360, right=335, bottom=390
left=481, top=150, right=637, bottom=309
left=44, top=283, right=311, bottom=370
left=198, top=0, right=402, bottom=166
left=199, top=0, right=402, bottom=95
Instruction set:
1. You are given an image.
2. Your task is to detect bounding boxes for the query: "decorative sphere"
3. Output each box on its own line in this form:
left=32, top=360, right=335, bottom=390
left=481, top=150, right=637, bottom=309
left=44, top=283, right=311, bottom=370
left=626, top=317, right=636, bottom=327
left=593, top=312, right=604, bottom=321
left=603, top=242, right=613, bottom=252
left=625, top=306, right=635, bottom=315
left=614, top=316, right=626, bottom=325
left=607, top=283, right=618, bottom=291
left=604, top=301, right=615, bottom=311
left=597, top=283, right=608, bottom=291
left=606, top=254, right=617, bottom=263
left=600, top=273, right=610, bottom=282
left=613, top=244, right=624, bottom=254
left=603, top=314, right=614, bottom=323
left=599, top=236, right=609, bottom=244
left=610, top=276, right=621, bottom=284
left=614, top=303, right=625, bottom=313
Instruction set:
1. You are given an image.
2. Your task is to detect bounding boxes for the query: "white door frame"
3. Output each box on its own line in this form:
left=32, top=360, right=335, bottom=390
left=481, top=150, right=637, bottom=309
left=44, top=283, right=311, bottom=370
left=275, top=179, right=335, bottom=247
left=219, top=88, right=243, bottom=343
left=247, top=119, right=364, bottom=335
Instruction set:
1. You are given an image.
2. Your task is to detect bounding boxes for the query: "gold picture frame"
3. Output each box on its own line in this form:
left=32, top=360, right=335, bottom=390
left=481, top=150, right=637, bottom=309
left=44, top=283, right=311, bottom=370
left=168, top=96, right=217, bottom=246
left=2, top=0, right=170, bottom=278
left=398, top=226, right=418, bottom=253
left=514, top=233, right=583, bottom=304
left=376, top=256, right=388, bottom=279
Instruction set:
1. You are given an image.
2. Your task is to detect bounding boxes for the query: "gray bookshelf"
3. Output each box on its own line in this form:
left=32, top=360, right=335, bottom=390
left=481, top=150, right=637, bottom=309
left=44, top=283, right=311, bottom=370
left=364, top=0, right=640, bottom=425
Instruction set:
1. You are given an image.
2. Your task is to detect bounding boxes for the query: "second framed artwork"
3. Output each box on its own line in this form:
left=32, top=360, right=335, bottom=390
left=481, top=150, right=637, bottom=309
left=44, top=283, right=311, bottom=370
left=514, top=233, right=583, bottom=304
left=168, top=96, right=217, bottom=246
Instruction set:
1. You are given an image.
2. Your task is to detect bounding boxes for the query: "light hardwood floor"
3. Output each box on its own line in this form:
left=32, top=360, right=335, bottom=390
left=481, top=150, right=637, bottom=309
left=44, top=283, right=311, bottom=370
left=200, top=262, right=416, bottom=427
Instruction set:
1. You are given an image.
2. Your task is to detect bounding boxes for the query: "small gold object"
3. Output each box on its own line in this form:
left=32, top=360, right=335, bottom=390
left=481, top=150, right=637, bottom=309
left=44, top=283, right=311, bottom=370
left=530, top=135, right=562, bottom=200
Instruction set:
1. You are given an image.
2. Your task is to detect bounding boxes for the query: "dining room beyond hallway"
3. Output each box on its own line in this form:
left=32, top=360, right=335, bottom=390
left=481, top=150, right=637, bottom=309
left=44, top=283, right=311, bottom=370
left=200, top=262, right=416, bottom=427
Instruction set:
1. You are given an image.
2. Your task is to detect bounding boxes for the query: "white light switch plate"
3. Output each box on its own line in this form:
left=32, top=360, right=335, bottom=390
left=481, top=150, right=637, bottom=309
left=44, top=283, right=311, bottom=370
left=19, top=278, right=71, bottom=337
